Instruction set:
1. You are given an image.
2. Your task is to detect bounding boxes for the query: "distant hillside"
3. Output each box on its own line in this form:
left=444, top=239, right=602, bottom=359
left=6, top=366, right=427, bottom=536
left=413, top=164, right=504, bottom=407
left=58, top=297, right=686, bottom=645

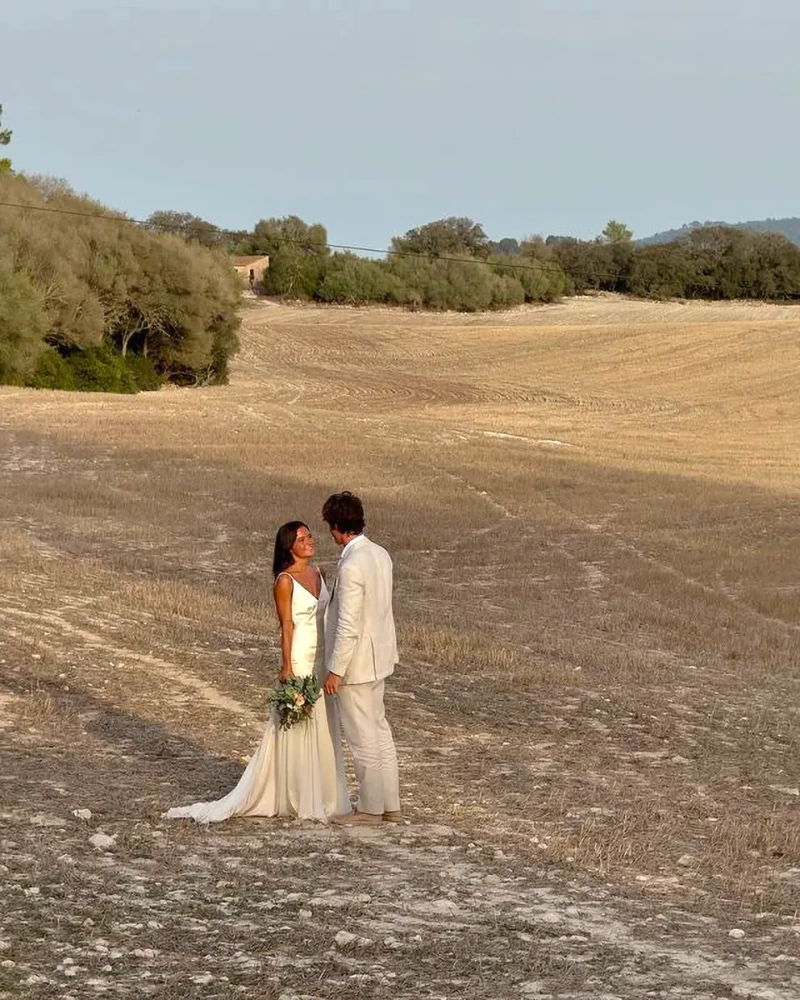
left=640, top=217, right=800, bottom=247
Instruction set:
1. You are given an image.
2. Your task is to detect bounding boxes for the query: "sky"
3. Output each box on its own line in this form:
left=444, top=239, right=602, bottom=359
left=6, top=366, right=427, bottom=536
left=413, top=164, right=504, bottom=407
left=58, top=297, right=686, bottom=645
left=3, top=0, right=799, bottom=249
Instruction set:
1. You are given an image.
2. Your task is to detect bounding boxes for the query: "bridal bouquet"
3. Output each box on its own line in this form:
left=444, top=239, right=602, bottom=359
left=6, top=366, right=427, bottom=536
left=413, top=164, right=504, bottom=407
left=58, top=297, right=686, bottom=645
left=269, top=675, right=321, bottom=731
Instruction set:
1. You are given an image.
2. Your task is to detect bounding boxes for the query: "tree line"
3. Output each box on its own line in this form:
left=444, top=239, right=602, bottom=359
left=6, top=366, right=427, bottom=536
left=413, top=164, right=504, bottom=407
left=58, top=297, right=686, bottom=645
left=546, top=223, right=800, bottom=301
left=229, top=214, right=569, bottom=311
left=145, top=211, right=570, bottom=310
left=153, top=205, right=800, bottom=308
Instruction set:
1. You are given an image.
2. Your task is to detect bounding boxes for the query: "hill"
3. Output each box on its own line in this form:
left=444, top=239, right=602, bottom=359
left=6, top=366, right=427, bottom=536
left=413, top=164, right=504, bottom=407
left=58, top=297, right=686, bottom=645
left=640, top=216, right=800, bottom=246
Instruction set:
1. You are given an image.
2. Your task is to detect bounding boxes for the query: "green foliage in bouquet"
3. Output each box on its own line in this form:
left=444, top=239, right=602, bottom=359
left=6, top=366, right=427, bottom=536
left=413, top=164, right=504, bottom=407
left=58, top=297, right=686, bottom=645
left=268, top=675, right=321, bottom=731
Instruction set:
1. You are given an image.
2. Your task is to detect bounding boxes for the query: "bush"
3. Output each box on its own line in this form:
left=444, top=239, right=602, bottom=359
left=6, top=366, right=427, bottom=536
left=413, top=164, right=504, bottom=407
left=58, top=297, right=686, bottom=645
left=25, top=344, right=162, bottom=393
left=490, top=274, right=526, bottom=309
left=317, top=253, right=406, bottom=305
left=205, top=320, right=240, bottom=385
left=386, top=256, right=495, bottom=311
left=65, top=344, right=137, bottom=393
left=493, top=250, right=568, bottom=303
left=0, top=268, right=48, bottom=383
left=25, top=347, right=76, bottom=390
left=122, top=352, right=163, bottom=391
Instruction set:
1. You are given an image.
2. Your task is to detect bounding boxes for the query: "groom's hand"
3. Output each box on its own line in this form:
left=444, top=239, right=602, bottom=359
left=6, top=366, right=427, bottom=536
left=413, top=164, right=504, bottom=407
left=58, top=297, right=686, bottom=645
left=323, top=672, right=342, bottom=696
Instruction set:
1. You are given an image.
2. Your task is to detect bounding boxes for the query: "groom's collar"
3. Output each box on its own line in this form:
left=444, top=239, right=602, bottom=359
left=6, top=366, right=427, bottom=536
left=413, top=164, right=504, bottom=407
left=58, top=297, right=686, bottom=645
left=340, top=533, right=367, bottom=559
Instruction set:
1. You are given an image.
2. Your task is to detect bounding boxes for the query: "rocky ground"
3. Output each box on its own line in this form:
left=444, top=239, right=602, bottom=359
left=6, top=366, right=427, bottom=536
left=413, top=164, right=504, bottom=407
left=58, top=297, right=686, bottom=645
left=1, top=611, right=797, bottom=1000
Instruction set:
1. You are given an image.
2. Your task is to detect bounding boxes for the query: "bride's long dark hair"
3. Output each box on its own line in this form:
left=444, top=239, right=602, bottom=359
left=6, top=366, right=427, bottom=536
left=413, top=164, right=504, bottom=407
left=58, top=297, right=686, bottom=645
left=272, top=521, right=309, bottom=579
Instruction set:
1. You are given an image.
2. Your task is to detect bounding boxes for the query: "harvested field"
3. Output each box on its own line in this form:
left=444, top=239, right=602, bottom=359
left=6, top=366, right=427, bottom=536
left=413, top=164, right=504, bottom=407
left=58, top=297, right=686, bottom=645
left=0, top=294, right=798, bottom=999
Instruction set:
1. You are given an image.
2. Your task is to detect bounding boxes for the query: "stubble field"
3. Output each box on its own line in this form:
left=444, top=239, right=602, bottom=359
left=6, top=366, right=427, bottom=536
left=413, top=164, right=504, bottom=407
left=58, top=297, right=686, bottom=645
left=0, top=294, right=798, bottom=999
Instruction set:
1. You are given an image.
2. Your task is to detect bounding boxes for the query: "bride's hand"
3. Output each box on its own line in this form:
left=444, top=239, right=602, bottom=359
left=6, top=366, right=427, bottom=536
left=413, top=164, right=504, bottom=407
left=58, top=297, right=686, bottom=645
left=278, top=665, right=295, bottom=682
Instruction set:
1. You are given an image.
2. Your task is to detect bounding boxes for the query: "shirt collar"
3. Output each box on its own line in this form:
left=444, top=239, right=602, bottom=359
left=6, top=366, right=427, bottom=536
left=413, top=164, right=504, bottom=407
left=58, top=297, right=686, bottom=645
left=341, top=533, right=366, bottom=558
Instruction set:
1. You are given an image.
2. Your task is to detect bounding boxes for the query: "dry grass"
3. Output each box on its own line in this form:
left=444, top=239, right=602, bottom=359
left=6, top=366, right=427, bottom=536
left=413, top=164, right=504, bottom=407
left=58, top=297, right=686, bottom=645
left=0, top=294, right=798, bottom=998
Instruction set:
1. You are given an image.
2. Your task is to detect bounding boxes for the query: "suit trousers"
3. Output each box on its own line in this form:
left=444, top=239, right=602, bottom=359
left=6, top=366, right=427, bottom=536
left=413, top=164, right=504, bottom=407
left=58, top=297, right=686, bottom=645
left=337, top=679, right=400, bottom=815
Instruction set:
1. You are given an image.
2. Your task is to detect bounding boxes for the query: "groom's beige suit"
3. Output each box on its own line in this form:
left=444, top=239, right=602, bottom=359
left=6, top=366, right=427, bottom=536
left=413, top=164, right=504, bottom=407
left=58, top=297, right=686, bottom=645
left=324, top=534, right=400, bottom=815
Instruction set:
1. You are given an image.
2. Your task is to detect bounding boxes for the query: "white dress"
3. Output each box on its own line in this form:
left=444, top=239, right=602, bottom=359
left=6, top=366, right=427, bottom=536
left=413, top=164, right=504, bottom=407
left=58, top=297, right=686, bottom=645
left=165, top=574, right=351, bottom=823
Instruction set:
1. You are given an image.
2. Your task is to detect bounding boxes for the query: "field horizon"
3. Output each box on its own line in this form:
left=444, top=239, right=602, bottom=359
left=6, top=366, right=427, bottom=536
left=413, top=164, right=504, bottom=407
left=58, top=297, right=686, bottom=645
left=1, top=293, right=798, bottom=999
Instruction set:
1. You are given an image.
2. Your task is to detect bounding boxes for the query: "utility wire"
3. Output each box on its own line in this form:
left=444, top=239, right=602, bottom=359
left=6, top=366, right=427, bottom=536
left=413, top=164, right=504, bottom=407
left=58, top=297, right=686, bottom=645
left=0, top=197, right=628, bottom=281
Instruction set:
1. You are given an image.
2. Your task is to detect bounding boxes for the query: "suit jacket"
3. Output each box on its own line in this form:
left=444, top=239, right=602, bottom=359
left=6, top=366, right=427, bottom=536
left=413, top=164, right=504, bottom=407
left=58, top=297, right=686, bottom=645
left=325, top=534, right=398, bottom=684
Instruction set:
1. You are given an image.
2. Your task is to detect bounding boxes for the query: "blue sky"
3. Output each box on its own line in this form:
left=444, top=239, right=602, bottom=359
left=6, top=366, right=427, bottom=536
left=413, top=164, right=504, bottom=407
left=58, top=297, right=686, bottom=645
left=3, top=0, right=798, bottom=248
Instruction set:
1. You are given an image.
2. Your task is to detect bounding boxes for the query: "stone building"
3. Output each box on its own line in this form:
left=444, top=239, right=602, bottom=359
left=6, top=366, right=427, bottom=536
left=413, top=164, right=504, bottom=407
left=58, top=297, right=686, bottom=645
left=232, top=255, right=270, bottom=289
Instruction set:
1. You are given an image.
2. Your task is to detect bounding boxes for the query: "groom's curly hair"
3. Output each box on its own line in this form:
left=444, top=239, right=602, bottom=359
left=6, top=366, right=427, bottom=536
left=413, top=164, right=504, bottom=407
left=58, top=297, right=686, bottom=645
left=322, top=491, right=365, bottom=534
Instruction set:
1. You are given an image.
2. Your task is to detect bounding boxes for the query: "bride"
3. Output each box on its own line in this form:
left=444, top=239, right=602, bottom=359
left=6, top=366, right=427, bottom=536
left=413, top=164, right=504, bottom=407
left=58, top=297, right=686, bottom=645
left=165, top=521, right=351, bottom=823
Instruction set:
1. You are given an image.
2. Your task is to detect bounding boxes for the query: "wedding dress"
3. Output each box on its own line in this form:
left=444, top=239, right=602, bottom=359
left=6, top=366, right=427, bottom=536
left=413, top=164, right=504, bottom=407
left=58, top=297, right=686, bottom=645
left=165, top=574, right=350, bottom=823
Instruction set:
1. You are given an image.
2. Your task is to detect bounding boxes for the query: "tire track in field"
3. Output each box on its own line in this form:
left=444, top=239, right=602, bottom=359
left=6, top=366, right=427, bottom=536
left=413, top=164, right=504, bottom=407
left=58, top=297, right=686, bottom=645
left=0, top=604, right=261, bottom=725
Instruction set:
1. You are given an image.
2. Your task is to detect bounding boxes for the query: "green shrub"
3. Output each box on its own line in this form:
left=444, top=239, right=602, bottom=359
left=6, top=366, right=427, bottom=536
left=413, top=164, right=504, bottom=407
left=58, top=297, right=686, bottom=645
left=123, top=351, right=163, bottom=391
left=317, top=253, right=402, bottom=305
left=0, top=268, right=49, bottom=383
left=64, top=344, right=135, bottom=393
left=200, top=318, right=240, bottom=385
left=25, top=348, right=76, bottom=390
left=386, top=256, right=497, bottom=312
left=25, top=345, right=162, bottom=393
left=490, top=274, right=526, bottom=309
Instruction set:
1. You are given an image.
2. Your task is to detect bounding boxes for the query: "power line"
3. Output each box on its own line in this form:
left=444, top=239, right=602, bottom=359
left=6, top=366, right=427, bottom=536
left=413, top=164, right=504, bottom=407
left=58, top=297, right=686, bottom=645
left=0, top=198, right=141, bottom=225
left=0, top=197, right=628, bottom=282
left=323, top=240, right=578, bottom=277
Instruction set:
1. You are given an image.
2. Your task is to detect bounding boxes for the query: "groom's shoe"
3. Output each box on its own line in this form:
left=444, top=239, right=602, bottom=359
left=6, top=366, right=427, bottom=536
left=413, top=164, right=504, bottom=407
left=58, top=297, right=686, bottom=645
left=382, top=811, right=404, bottom=824
left=332, top=810, right=383, bottom=826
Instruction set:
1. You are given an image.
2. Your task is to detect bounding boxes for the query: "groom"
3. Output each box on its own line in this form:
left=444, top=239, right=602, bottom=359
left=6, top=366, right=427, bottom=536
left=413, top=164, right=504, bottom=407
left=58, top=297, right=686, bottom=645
left=322, top=491, right=402, bottom=825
